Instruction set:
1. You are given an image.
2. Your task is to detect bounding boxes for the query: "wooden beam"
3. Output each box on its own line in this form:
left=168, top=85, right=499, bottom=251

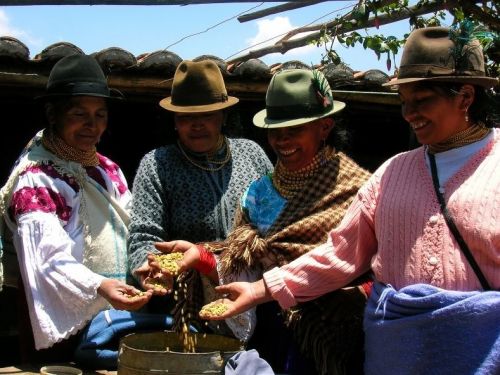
left=0, top=0, right=340, bottom=5
left=238, top=0, right=327, bottom=23
left=332, top=90, right=400, bottom=106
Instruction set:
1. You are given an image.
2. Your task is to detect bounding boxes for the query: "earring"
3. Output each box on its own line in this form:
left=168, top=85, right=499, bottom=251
left=464, top=108, right=469, bottom=123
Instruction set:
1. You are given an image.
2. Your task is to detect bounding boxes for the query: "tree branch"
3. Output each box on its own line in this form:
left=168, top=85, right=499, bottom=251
left=226, top=0, right=454, bottom=64
left=458, top=1, right=500, bottom=32
left=279, top=0, right=397, bottom=42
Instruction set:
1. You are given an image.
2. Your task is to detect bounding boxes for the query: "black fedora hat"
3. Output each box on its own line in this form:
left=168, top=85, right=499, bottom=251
left=38, top=54, right=123, bottom=99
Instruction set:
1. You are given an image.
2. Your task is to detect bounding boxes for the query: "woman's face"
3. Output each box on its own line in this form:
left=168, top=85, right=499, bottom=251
left=399, top=82, right=473, bottom=145
left=267, top=118, right=333, bottom=171
left=48, top=96, right=108, bottom=152
left=174, top=110, right=223, bottom=153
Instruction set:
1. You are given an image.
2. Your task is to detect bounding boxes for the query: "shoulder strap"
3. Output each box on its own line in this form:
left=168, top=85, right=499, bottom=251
left=428, top=153, right=491, bottom=290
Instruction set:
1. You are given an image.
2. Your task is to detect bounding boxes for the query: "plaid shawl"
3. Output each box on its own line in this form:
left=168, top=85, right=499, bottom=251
left=218, top=152, right=371, bottom=274
left=173, top=153, right=372, bottom=373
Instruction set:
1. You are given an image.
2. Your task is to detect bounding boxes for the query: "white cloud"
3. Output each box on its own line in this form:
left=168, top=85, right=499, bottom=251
left=0, top=10, right=22, bottom=38
left=0, top=10, right=43, bottom=56
left=246, top=16, right=318, bottom=58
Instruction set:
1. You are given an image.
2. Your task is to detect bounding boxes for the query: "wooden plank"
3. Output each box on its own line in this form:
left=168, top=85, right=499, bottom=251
left=332, top=90, right=400, bottom=106
left=0, top=0, right=344, bottom=5
left=238, top=0, right=326, bottom=22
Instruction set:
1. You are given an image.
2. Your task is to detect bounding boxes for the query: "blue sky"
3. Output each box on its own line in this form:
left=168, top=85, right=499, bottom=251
left=0, top=1, right=440, bottom=73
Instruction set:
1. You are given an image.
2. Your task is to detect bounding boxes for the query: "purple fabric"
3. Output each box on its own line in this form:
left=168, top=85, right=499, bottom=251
left=225, top=349, right=275, bottom=375
left=364, top=282, right=500, bottom=375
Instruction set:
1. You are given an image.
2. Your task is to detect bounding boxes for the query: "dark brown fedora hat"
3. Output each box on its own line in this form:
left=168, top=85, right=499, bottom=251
left=159, top=60, right=239, bottom=113
left=37, top=54, right=123, bottom=99
left=384, top=26, right=498, bottom=88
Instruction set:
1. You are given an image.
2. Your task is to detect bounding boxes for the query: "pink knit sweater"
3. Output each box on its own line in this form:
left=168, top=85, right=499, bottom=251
left=265, top=131, right=500, bottom=309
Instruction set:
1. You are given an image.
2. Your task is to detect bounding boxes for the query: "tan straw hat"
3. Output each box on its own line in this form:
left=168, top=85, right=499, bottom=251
left=253, top=69, right=346, bottom=128
left=384, top=26, right=498, bottom=88
left=160, top=60, right=239, bottom=112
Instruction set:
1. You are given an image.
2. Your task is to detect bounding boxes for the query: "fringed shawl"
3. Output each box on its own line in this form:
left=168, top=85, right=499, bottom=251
left=173, top=153, right=372, bottom=361
left=217, top=152, right=371, bottom=276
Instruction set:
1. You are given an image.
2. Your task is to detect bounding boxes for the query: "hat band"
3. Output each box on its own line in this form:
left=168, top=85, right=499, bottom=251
left=171, top=93, right=228, bottom=107
left=267, top=102, right=332, bottom=120
left=398, top=64, right=486, bottom=79
left=46, top=82, right=110, bottom=96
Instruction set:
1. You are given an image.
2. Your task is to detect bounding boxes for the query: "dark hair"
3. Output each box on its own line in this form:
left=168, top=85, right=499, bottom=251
left=415, top=81, right=498, bottom=127
left=326, top=113, right=350, bottom=151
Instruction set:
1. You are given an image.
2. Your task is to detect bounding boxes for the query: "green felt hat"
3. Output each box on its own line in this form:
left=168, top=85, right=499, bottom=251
left=253, top=69, right=345, bottom=128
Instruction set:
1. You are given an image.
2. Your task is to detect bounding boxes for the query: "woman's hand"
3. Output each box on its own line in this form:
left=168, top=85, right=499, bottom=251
left=97, top=278, right=152, bottom=310
left=134, top=259, right=154, bottom=289
left=154, top=240, right=201, bottom=274
left=155, top=241, right=218, bottom=281
left=200, top=279, right=272, bottom=320
left=132, top=250, right=177, bottom=295
left=144, top=253, right=175, bottom=295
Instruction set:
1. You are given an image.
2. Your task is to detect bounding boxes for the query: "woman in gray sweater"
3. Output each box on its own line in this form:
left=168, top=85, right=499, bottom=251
left=128, top=60, right=272, bottom=309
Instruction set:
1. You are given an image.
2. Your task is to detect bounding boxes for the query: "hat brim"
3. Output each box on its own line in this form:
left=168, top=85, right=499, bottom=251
left=253, top=100, right=346, bottom=129
left=383, top=76, right=499, bottom=88
left=35, top=88, right=124, bottom=101
left=159, top=96, right=239, bottom=113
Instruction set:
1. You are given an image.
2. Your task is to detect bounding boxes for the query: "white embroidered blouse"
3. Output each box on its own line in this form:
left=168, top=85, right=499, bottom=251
left=1, top=133, right=131, bottom=349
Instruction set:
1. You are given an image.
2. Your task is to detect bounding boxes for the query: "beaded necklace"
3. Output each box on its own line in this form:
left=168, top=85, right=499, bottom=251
left=177, top=135, right=232, bottom=172
left=41, top=130, right=99, bottom=167
left=272, top=146, right=336, bottom=199
left=428, top=122, right=491, bottom=154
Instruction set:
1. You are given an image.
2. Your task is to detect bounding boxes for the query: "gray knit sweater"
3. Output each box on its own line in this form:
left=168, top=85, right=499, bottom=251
left=128, top=138, right=273, bottom=275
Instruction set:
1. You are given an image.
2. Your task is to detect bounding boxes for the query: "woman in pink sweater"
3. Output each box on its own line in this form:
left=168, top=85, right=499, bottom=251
left=203, top=26, right=500, bottom=374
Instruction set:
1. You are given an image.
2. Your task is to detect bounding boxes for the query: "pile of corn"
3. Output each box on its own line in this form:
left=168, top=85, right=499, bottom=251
left=155, top=252, right=183, bottom=275
left=199, top=301, right=229, bottom=319
left=126, top=291, right=146, bottom=298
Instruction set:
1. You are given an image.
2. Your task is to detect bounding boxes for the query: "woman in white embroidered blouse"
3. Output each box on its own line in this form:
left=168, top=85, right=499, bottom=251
left=0, top=54, right=151, bottom=362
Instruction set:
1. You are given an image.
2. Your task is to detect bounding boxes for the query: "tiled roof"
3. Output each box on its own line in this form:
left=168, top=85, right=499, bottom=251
left=0, top=36, right=400, bottom=104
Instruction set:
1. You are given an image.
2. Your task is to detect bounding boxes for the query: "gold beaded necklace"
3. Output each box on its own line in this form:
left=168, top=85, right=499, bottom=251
left=41, top=129, right=99, bottom=167
left=272, top=146, right=336, bottom=199
left=177, top=135, right=232, bottom=172
left=428, top=122, right=491, bottom=154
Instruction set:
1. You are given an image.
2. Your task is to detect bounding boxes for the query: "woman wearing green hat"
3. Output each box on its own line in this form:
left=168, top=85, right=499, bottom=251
left=148, top=68, right=372, bottom=374
left=0, top=54, right=151, bottom=361
left=200, top=25, right=500, bottom=374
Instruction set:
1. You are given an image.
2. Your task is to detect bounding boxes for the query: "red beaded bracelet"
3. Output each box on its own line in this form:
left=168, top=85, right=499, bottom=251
left=195, top=244, right=216, bottom=275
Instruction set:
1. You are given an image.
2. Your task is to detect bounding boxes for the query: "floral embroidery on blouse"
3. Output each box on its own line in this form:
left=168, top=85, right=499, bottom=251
left=97, top=153, right=128, bottom=195
left=10, top=186, right=71, bottom=222
left=21, top=164, right=80, bottom=192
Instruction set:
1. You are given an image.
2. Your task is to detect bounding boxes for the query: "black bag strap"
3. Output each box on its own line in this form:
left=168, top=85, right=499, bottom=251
left=428, top=153, right=491, bottom=290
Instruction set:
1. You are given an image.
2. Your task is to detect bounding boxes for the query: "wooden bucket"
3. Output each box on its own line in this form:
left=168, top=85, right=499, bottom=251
left=117, top=330, right=243, bottom=375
